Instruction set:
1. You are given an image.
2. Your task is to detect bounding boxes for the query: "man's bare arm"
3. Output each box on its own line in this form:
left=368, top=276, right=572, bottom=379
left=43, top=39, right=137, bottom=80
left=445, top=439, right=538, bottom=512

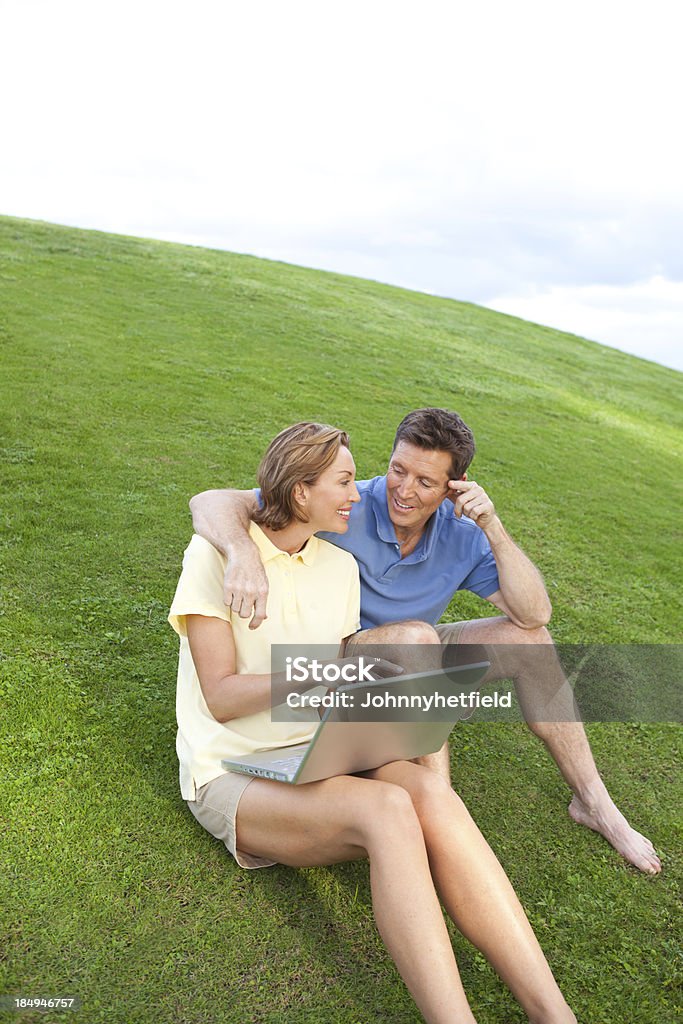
left=189, top=488, right=270, bottom=628
left=448, top=479, right=551, bottom=629
left=481, top=521, right=552, bottom=629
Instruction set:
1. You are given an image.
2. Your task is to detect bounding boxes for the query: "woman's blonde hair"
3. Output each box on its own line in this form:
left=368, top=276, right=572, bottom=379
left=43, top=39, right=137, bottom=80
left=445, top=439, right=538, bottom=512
left=251, top=422, right=350, bottom=531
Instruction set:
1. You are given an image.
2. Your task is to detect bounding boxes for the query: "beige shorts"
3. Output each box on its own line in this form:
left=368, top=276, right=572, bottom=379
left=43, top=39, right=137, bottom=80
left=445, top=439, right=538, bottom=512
left=187, top=771, right=276, bottom=870
left=435, top=620, right=468, bottom=646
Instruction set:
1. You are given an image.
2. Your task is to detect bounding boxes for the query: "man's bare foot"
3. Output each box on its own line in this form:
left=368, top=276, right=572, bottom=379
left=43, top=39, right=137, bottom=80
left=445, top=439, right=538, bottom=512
left=568, top=795, right=661, bottom=874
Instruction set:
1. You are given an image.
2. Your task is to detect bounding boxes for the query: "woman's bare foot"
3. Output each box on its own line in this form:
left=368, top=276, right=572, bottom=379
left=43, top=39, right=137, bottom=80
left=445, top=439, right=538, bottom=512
left=568, top=795, right=661, bottom=874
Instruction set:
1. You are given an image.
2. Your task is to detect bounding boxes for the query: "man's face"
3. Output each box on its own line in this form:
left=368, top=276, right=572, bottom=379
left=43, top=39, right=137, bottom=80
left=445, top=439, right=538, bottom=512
left=385, top=441, right=456, bottom=535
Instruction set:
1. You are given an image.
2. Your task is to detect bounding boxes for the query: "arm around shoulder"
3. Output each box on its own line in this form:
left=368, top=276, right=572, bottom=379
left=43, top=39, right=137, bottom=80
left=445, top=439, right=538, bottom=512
left=189, top=488, right=258, bottom=555
left=189, top=487, right=269, bottom=628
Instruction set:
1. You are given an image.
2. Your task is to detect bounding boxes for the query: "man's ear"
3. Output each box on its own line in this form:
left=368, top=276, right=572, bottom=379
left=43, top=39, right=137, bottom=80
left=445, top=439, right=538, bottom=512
left=445, top=472, right=467, bottom=500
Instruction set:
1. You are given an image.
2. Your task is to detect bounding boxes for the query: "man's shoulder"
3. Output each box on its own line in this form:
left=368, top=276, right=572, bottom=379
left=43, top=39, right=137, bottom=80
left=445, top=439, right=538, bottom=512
left=437, top=504, right=480, bottom=529
left=434, top=505, right=488, bottom=549
left=356, top=475, right=384, bottom=497
left=353, top=476, right=386, bottom=520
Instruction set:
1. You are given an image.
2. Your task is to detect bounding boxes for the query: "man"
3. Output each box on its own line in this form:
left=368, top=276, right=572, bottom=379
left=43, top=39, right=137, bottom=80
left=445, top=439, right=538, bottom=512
left=190, top=408, right=660, bottom=874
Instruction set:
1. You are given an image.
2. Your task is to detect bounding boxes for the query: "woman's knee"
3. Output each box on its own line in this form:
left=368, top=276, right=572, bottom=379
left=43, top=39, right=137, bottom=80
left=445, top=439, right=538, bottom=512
left=404, top=766, right=473, bottom=828
left=354, top=781, right=422, bottom=844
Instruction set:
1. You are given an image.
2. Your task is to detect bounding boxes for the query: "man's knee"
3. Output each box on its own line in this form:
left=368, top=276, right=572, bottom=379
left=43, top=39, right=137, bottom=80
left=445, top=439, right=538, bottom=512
left=513, top=623, right=553, bottom=645
left=348, top=619, right=440, bottom=648
left=492, top=620, right=554, bottom=645
left=388, top=619, right=440, bottom=645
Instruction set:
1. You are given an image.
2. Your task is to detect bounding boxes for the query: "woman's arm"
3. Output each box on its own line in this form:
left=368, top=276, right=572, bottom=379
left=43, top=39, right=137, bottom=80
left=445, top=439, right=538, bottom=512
left=186, top=615, right=398, bottom=724
left=186, top=614, right=274, bottom=721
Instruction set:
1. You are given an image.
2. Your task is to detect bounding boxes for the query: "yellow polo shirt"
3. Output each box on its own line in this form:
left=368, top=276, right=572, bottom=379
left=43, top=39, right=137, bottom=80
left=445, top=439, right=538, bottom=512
left=169, top=525, right=361, bottom=800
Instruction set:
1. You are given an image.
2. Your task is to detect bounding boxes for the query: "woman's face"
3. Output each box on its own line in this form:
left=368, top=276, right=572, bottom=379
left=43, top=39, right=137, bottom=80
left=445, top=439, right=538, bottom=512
left=301, top=445, right=361, bottom=533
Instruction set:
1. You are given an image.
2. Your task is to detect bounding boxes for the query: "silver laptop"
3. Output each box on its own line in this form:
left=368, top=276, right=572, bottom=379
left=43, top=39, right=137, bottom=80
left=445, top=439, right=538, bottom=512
left=221, top=662, right=489, bottom=784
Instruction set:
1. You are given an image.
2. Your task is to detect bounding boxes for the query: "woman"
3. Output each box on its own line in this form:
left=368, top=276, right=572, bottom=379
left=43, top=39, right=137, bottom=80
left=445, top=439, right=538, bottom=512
left=169, top=422, right=576, bottom=1024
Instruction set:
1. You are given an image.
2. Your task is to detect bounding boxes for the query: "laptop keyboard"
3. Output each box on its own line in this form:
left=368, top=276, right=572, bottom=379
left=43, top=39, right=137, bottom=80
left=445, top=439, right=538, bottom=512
left=267, top=755, right=305, bottom=772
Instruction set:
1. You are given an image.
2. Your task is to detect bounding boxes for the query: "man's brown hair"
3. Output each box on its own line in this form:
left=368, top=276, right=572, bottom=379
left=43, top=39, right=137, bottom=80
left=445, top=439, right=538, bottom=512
left=393, top=408, right=475, bottom=478
left=252, top=422, right=350, bottom=531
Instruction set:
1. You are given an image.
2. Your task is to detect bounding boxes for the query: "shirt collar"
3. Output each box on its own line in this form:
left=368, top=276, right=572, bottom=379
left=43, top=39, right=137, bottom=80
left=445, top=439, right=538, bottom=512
left=371, top=476, right=399, bottom=543
left=249, top=521, right=319, bottom=565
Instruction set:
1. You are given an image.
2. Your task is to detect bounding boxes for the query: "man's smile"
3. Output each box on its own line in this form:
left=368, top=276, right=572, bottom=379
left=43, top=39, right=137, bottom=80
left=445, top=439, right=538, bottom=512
left=391, top=495, right=417, bottom=514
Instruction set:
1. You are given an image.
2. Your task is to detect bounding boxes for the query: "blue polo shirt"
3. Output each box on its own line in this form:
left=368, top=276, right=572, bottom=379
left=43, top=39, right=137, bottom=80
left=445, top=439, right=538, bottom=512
left=257, top=476, right=500, bottom=630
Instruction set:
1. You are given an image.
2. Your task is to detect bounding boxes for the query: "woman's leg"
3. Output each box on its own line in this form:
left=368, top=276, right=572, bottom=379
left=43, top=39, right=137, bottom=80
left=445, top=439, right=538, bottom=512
left=235, top=772, right=479, bottom=1024
left=364, top=761, right=576, bottom=1024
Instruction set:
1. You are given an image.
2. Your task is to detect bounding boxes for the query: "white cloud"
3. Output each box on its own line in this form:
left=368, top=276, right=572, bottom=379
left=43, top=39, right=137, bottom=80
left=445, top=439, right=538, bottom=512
left=486, top=277, right=683, bottom=371
left=1, top=0, right=682, bottom=370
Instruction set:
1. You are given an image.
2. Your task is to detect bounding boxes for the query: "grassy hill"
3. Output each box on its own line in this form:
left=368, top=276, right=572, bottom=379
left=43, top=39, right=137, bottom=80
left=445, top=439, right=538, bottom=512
left=1, top=214, right=681, bottom=1023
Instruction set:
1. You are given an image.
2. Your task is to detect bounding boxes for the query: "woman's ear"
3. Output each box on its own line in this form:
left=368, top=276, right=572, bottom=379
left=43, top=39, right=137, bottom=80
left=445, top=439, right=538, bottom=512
left=293, top=481, right=308, bottom=505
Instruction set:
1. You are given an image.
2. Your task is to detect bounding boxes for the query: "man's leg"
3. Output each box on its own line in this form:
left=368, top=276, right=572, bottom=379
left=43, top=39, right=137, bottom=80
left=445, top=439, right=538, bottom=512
left=345, top=621, right=450, bottom=781
left=438, top=617, right=661, bottom=874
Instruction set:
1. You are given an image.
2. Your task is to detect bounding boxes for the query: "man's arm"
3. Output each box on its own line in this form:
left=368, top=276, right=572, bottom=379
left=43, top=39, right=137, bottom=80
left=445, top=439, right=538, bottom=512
left=448, top=480, right=552, bottom=630
left=189, top=488, right=270, bottom=628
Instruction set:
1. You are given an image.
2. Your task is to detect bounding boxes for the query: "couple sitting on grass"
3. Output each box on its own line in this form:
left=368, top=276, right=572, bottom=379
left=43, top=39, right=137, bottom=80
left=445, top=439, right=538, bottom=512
left=169, top=408, right=659, bottom=1024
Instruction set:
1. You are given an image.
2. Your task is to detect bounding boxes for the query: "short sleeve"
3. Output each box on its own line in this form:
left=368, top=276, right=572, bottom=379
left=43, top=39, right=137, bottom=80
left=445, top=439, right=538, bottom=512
left=458, top=535, right=500, bottom=598
left=168, top=535, right=231, bottom=637
left=342, top=560, right=362, bottom=637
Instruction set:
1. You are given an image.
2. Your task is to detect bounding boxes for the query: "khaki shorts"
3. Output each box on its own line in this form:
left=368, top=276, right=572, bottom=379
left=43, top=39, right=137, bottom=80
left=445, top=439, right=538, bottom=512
left=437, top=620, right=495, bottom=676
left=435, top=620, right=469, bottom=646
left=187, top=771, right=276, bottom=870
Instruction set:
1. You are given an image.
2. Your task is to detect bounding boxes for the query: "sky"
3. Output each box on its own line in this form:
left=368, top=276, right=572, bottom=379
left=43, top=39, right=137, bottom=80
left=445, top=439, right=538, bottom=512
left=2, top=0, right=682, bottom=371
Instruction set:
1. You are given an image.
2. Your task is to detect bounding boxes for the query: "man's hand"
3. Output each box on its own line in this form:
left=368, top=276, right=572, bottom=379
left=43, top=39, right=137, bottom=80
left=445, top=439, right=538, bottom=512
left=447, top=479, right=497, bottom=533
left=223, top=548, right=269, bottom=630
left=189, top=488, right=269, bottom=629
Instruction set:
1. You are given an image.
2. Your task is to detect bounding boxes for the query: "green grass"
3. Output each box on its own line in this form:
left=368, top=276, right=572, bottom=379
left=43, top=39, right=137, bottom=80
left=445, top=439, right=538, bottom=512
left=0, top=214, right=681, bottom=1024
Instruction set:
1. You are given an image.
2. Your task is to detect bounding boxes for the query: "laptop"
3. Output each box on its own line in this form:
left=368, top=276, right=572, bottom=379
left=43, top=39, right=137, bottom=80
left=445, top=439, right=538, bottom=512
left=221, top=662, right=489, bottom=784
